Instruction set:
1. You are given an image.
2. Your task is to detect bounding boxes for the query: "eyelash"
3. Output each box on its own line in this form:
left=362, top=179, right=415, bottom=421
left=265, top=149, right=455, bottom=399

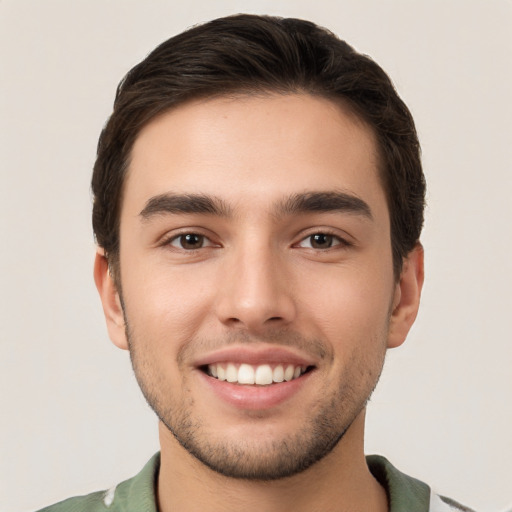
left=161, top=230, right=351, bottom=252
left=162, top=232, right=217, bottom=251
left=294, top=231, right=352, bottom=250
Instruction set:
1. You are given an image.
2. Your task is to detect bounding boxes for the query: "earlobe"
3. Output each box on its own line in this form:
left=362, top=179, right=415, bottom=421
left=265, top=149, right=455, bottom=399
left=387, top=243, right=424, bottom=349
left=93, top=249, right=129, bottom=350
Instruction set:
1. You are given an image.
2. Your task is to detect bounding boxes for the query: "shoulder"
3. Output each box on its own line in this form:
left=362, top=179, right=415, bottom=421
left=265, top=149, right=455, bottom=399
left=34, top=453, right=160, bottom=512
left=36, top=490, right=110, bottom=512
left=430, top=493, right=477, bottom=512
left=366, top=454, right=476, bottom=512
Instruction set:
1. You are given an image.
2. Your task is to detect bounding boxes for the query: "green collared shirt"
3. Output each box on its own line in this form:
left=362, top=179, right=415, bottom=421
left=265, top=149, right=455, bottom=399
left=37, top=453, right=474, bottom=512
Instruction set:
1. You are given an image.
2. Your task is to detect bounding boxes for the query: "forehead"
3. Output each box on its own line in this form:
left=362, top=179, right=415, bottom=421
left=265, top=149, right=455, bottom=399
left=124, top=93, right=387, bottom=221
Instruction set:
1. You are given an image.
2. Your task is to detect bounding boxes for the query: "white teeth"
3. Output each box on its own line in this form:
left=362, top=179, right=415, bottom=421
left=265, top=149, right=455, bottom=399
left=207, top=363, right=308, bottom=385
left=226, top=363, right=238, bottom=383
left=255, top=364, right=273, bottom=385
left=238, top=364, right=255, bottom=384
left=273, top=365, right=284, bottom=383
left=284, top=364, right=295, bottom=381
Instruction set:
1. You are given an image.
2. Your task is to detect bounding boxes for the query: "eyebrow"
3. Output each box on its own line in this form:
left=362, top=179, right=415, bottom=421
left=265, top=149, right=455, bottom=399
left=139, top=190, right=372, bottom=221
left=139, top=193, right=232, bottom=220
left=276, top=191, right=373, bottom=219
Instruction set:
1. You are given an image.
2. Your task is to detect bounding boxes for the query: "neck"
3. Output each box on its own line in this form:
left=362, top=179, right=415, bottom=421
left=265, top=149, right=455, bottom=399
left=156, top=412, right=388, bottom=512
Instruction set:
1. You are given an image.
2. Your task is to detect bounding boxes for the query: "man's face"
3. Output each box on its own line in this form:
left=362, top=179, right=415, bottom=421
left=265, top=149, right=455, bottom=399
left=106, top=94, right=411, bottom=479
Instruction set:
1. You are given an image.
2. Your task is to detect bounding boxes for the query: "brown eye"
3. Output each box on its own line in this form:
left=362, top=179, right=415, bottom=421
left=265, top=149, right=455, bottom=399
left=309, top=233, right=334, bottom=249
left=296, top=232, right=346, bottom=250
left=181, top=234, right=204, bottom=249
left=169, top=233, right=207, bottom=250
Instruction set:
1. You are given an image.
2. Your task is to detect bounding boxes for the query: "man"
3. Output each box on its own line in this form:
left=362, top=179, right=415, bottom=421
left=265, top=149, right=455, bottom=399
left=38, top=13, right=474, bottom=512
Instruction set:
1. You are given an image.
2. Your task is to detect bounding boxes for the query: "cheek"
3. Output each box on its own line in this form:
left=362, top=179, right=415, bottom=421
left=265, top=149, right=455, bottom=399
left=121, top=274, right=203, bottom=393
left=298, top=261, right=394, bottom=344
left=301, top=267, right=392, bottom=392
left=121, top=261, right=219, bottom=347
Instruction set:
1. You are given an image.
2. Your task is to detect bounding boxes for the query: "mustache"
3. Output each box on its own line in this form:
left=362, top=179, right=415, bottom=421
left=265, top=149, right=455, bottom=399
left=177, top=328, right=332, bottom=366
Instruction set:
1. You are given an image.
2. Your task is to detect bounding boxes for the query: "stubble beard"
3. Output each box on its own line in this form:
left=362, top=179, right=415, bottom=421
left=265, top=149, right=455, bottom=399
left=154, top=375, right=364, bottom=481
left=125, top=321, right=387, bottom=481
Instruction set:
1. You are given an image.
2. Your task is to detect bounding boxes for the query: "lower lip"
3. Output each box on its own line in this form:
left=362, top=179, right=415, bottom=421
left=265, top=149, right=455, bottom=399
left=197, top=370, right=313, bottom=410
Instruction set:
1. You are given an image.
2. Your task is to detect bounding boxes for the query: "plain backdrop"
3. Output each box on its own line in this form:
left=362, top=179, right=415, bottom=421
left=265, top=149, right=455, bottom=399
left=1, top=1, right=511, bottom=511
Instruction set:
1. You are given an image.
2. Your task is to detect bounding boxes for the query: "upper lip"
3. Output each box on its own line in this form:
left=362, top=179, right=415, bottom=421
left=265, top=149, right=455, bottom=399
left=192, top=344, right=319, bottom=368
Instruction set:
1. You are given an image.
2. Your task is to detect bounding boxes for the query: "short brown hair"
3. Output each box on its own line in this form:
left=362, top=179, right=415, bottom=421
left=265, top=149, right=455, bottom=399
left=92, top=14, right=425, bottom=279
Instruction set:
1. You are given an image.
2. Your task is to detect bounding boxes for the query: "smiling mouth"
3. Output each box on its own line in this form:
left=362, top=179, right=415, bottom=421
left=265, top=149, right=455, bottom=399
left=202, top=363, right=314, bottom=386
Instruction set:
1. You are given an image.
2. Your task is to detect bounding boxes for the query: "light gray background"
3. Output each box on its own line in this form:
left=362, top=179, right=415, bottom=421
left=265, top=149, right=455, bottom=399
left=1, top=1, right=511, bottom=511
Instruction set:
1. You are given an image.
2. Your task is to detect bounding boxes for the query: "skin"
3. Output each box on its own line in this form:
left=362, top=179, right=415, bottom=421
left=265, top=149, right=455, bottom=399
left=95, top=94, right=424, bottom=512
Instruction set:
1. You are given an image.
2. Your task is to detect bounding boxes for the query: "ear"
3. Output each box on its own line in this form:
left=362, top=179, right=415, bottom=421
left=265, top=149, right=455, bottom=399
left=93, top=249, right=129, bottom=350
left=387, top=243, right=424, bottom=349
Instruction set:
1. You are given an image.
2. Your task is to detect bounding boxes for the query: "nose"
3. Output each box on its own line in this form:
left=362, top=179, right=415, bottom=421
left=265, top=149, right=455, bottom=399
left=215, top=243, right=297, bottom=333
